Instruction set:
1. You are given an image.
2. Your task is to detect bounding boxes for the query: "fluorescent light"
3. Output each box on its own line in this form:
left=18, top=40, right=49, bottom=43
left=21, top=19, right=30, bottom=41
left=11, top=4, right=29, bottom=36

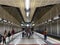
left=0, top=18, right=2, bottom=21
left=26, top=12, right=29, bottom=17
left=3, top=19, right=7, bottom=22
left=48, top=19, right=52, bottom=22
left=8, top=21, right=10, bottom=23
left=25, top=0, right=30, bottom=10
left=32, top=24, right=35, bottom=26
left=27, top=24, right=29, bottom=27
left=53, top=16, right=59, bottom=20
left=21, top=24, right=24, bottom=26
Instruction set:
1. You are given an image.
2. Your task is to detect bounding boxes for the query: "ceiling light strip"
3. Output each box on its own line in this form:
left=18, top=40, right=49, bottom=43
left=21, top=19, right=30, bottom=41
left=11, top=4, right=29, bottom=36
left=25, top=0, right=30, bottom=10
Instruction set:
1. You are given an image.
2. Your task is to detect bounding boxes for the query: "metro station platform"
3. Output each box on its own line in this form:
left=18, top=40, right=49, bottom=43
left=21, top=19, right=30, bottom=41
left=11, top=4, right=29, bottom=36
left=0, top=32, right=60, bottom=45
left=0, top=0, right=60, bottom=45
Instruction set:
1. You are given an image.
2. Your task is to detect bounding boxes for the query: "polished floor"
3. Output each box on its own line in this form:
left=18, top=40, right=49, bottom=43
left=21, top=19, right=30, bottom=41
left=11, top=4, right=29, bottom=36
left=1, top=32, right=60, bottom=45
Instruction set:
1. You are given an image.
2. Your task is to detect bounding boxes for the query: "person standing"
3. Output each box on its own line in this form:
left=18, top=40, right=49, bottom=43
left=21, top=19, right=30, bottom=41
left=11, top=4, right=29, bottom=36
left=11, top=29, right=15, bottom=35
left=7, top=31, right=11, bottom=42
left=11, top=29, right=15, bottom=39
left=2, top=30, right=7, bottom=44
left=22, top=30, right=25, bottom=38
left=43, top=28, right=48, bottom=40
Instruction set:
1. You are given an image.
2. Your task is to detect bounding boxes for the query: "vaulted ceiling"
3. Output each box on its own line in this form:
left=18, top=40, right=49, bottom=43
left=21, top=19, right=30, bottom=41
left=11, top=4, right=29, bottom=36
left=0, top=0, right=60, bottom=23
left=32, top=5, right=54, bottom=23
left=1, top=5, right=24, bottom=23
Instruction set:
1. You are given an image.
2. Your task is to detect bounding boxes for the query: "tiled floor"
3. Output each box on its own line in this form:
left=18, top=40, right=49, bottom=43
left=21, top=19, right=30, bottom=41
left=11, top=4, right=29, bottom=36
left=1, top=32, right=60, bottom=45
left=9, top=32, right=47, bottom=45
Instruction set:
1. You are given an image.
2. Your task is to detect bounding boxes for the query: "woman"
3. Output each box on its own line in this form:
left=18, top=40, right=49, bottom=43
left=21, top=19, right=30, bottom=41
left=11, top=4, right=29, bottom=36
left=2, top=30, right=7, bottom=44
left=11, top=29, right=15, bottom=38
left=43, top=29, right=48, bottom=40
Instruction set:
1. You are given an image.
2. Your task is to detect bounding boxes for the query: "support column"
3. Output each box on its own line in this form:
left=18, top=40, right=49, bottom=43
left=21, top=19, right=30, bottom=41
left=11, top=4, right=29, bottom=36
left=50, top=22, right=52, bottom=34
left=57, top=20, right=59, bottom=35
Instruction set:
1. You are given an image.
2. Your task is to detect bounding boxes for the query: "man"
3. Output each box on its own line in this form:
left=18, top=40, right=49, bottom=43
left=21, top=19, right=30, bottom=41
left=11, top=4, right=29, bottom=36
left=7, top=31, right=11, bottom=41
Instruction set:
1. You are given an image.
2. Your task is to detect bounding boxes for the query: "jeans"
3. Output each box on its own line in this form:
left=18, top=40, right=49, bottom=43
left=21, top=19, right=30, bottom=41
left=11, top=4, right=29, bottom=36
left=44, top=35, right=47, bottom=40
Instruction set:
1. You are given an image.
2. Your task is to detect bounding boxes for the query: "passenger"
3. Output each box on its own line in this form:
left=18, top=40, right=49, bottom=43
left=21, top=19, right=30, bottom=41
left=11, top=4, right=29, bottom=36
left=11, top=29, right=15, bottom=35
left=11, top=29, right=15, bottom=38
left=27, top=27, right=31, bottom=39
left=28, top=30, right=31, bottom=38
left=22, top=30, right=25, bottom=38
left=43, top=28, right=48, bottom=40
left=2, top=30, right=7, bottom=44
left=7, top=31, right=11, bottom=41
left=0, top=34, right=3, bottom=43
left=29, top=29, right=32, bottom=36
left=31, top=28, right=33, bottom=35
